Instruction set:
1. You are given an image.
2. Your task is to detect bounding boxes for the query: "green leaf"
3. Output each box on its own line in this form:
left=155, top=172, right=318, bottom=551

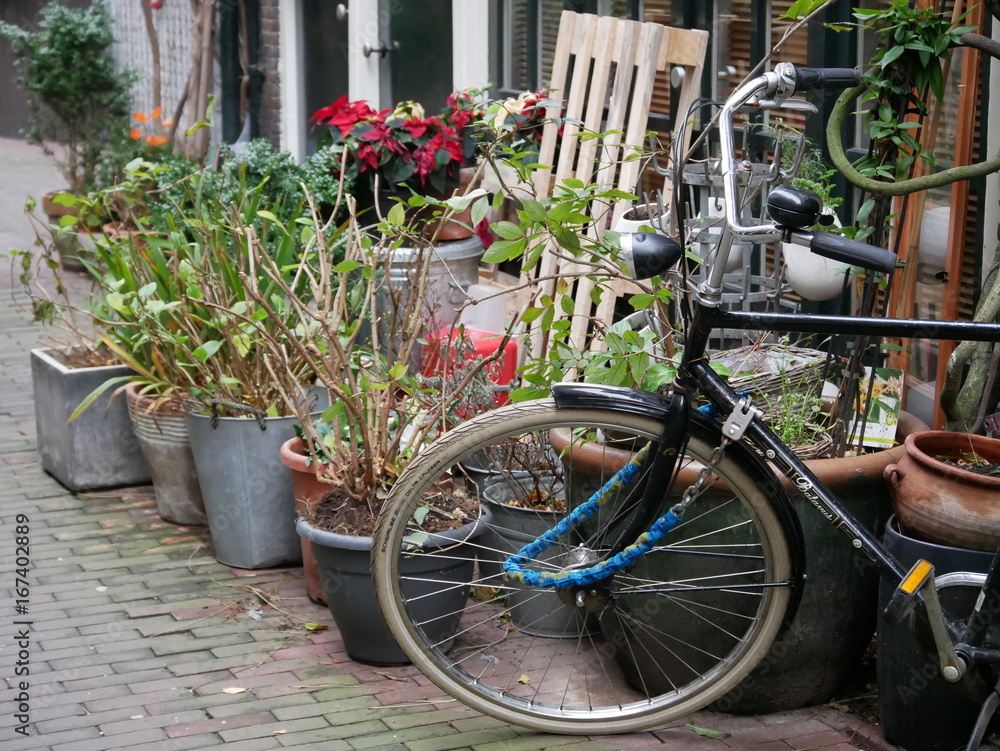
left=192, top=341, right=222, bottom=362
left=629, top=293, right=655, bottom=310
left=509, top=386, right=549, bottom=402
left=493, top=221, right=523, bottom=240
left=68, top=375, right=136, bottom=423
left=106, top=291, right=127, bottom=313
left=521, top=306, right=544, bottom=323
left=521, top=199, right=548, bottom=223
left=471, top=196, right=489, bottom=227
left=686, top=725, right=731, bottom=740
left=387, top=202, right=406, bottom=225
left=482, top=237, right=526, bottom=264
left=332, top=260, right=363, bottom=273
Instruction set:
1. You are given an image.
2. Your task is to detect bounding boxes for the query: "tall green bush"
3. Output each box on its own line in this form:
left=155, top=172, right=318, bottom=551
left=0, top=1, right=137, bottom=193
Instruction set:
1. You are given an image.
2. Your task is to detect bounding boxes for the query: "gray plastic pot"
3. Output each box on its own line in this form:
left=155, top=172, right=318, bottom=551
left=297, top=511, right=486, bottom=666
left=481, top=476, right=597, bottom=638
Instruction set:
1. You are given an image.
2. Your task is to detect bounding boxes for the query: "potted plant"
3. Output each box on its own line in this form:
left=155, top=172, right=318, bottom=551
left=244, top=192, right=501, bottom=662
left=80, top=142, right=331, bottom=549
left=885, top=431, right=1000, bottom=551
left=779, top=141, right=849, bottom=301
left=310, top=90, right=489, bottom=240
left=0, top=1, right=137, bottom=270
left=479, top=89, right=552, bottom=201
left=10, top=205, right=150, bottom=492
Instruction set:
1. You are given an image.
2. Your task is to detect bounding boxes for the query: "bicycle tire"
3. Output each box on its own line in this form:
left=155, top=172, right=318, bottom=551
left=373, top=397, right=794, bottom=734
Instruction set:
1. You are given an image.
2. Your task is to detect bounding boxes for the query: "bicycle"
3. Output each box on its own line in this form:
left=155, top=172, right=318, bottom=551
left=371, top=63, right=1000, bottom=738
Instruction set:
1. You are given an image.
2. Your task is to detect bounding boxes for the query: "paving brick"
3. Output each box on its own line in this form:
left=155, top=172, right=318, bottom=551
left=49, top=727, right=171, bottom=750
left=49, top=647, right=156, bottom=671
left=276, top=736, right=351, bottom=750
left=473, top=735, right=580, bottom=751
left=156, top=732, right=226, bottom=750
left=218, top=715, right=331, bottom=742
left=405, top=727, right=518, bottom=751
left=150, top=632, right=256, bottom=657
left=33, top=705, right=154, bottom=735
left=787, top=730, right=855, bottom=750
left=206, top=693, right=316, bottom=718
left=99, top=708, right=210, bottom=736
left=60, top=667, right=174, bottom=693
left=4, top=727, right=104, bottom=749
left=272, top=695, right=368, bottom=721
left=347, top=721, right=459, bottom=749
left=382, top=707, right=475, bottom=729
left=165, top=710, right=273, bottom=738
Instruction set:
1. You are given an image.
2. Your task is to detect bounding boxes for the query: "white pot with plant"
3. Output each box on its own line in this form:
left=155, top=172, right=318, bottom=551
left=779, top=143, right=851, bottom=301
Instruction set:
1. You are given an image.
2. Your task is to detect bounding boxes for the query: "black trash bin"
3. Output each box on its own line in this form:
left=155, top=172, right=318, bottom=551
left=878, top=516, right=1000, bottom=751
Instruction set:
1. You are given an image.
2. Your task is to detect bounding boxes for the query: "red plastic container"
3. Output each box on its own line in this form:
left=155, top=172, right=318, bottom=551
left=423, top=328, right=518, bottom=405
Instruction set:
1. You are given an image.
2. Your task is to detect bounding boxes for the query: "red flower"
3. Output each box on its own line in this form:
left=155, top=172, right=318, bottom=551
left=311, top=96, right=380, bottom=136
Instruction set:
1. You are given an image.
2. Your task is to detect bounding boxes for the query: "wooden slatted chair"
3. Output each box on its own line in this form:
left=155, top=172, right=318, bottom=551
left=521, top=11, right=708, bottom=365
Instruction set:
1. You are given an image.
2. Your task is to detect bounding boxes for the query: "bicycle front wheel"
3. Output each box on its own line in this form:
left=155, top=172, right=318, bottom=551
left=373, top=397, right=793, bottom=734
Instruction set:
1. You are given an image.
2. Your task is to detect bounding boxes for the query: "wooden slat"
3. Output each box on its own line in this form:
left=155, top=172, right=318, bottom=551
left=521, top=11, right=708, bottom=366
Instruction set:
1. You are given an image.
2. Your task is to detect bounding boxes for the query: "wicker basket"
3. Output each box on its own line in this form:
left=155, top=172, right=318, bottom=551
left=715, top=344, right=829, bottom=405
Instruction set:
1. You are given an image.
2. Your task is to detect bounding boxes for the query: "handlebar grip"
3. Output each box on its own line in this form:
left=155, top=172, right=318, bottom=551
left=809, top=232, right=897, bottom=274
left=794, top=67, right=862, bottom=93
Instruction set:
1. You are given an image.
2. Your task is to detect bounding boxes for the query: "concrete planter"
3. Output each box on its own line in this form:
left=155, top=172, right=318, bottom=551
left=31, top=348, right=150, bottom=491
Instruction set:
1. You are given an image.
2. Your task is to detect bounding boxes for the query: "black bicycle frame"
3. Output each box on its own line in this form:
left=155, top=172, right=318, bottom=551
left=680, top=305, right=1000, bottom=588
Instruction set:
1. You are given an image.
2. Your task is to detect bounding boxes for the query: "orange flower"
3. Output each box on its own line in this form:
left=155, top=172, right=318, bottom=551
left=133, top=112, right=149, bottom=124
left=129, top=129, right=142, bottom=140
left=145, top=135, right=169, bottom=147
left=162, top=118, right=174, bottom=128
left=151, top=107, right=163, bottom=119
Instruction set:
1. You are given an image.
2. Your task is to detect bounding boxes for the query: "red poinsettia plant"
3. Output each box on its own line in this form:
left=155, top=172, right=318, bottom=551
left=312, top=91, right=482, bottom=196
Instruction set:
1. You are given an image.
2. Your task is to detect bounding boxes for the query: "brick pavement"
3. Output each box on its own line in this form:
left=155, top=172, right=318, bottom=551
left=0, top=136, right=919, bottom=750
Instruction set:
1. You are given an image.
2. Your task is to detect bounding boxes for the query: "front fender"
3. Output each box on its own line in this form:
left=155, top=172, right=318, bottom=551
left=552, top=383, right=678, bottom=422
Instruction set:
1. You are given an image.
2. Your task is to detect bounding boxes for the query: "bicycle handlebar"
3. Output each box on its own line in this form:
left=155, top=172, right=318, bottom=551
left=717, top=63, right=897, bottom=278
left=793, top=67, right=862, bottom=92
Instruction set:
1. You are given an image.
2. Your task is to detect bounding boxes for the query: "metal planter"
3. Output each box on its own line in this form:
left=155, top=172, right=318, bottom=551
left=187, top=410, right=303, bottom=569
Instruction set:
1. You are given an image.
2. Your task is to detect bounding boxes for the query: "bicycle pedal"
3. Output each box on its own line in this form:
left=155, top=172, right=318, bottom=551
left=883, top=559, right=935, bottom=626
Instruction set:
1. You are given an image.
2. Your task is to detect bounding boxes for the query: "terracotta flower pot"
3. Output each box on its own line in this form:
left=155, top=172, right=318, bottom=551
left=424, top=166, right=479, bottom=241
left=279, top=436, right=331, bottom=604
left=885, top=431, right=1000, bottom=551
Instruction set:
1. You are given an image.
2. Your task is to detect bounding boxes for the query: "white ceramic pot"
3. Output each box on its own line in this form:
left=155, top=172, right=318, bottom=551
left=782, top=215, right=847, bottom=301
left=613, top=203, right=667, bottom=234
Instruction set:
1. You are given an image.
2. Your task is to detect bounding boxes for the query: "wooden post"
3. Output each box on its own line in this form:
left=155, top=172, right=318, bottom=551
left=933, top=0, right=985, bottom=428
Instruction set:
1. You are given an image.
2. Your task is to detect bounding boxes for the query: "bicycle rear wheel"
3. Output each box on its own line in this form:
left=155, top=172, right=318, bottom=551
left=373, top=397, right=794, bottom=734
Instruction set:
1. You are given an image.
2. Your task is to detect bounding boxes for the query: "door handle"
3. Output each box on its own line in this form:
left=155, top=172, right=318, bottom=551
left=335, top=4, right=348, bottom=21
left=363, top=40, right=400, bottom=58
